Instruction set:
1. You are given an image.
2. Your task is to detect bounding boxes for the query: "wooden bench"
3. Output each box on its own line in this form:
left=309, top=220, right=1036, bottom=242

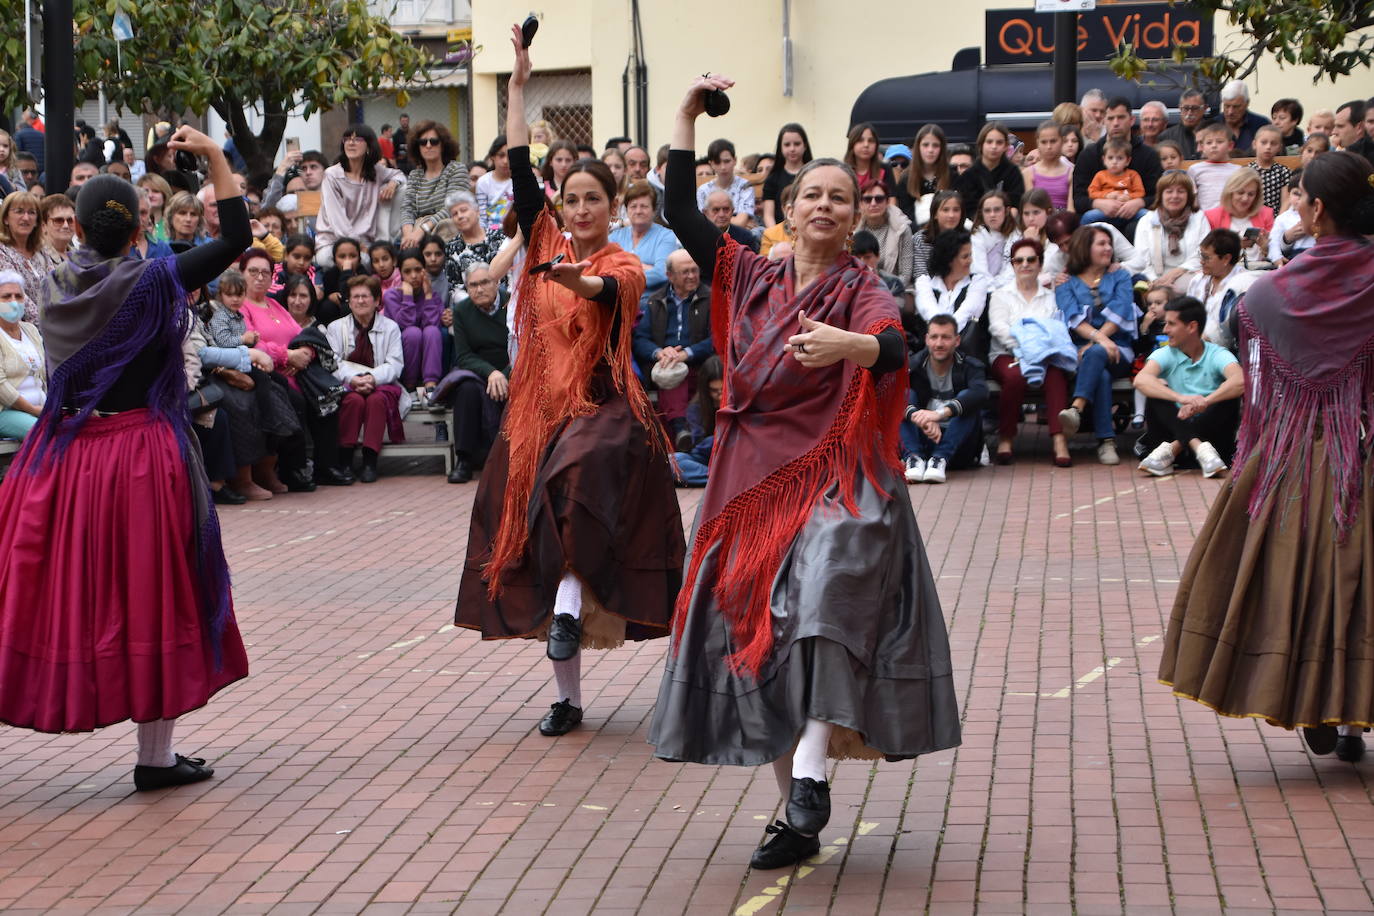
left=377, top=408, right=453, bottom=474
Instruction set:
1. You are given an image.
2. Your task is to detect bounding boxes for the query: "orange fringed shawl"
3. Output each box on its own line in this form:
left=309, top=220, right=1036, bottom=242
left=483, top=210, right=665, bottom=596
left=671, top=236, right=907, bottom=678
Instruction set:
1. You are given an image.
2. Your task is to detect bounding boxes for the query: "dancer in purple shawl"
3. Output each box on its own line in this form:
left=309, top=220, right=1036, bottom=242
left=1159, top=152, right=1374, bottom=763
left=0, top=128, right=252, bottom=790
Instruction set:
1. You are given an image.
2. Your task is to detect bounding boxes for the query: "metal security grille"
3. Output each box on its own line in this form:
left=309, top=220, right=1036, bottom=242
left=496, top=69, right=593, bottom=149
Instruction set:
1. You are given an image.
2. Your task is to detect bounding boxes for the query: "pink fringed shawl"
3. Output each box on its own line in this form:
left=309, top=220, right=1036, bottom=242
left=1234, top=234, right=1374, bottom=541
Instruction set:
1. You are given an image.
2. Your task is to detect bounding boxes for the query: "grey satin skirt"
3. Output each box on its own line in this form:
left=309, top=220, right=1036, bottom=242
left=648, top=466, right=962, bottom=766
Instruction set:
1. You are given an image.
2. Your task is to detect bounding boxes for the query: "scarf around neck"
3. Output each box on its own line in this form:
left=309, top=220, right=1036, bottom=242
left=671, top=236, right=906, bottom=678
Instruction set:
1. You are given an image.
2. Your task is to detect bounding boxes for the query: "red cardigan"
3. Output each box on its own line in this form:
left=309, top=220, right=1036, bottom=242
left=1204, top=204, right=1274, bottom=233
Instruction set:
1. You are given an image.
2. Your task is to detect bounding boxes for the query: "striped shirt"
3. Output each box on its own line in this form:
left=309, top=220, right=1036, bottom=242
left=400, top=161, right=472, bottom=229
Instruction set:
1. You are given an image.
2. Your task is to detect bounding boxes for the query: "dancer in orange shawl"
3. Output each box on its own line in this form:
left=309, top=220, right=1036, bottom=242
left=456, top=26, right=684, bottom=738
left=648, top=75, right=961, bottom=870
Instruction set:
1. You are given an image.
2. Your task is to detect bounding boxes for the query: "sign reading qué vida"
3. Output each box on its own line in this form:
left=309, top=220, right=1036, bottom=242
left=985, top=3, right=1214, bottom=67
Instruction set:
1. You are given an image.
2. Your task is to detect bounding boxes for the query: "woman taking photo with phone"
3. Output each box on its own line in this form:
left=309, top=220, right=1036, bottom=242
left=455, top=24, right=684, bottom=739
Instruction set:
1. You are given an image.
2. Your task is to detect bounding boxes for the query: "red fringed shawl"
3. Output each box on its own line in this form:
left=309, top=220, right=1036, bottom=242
left=1234, top=234, right=1374, bottom=542
left=672, top=236, right=906, bottom=678
left=483, top=210, right=664, bottom=595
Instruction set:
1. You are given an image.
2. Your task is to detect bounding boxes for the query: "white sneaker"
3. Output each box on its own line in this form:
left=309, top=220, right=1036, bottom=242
left=903, top=455, right=926, bottom=484
left=1097, top=440, right=1120, bottom=466
left=922, top=457, right=948, bottom=484
left=1195, top=442, right=1228, bottom=478
left=1058, top=406, right=1082, bottom=437
left=1138, top=443, right=1176, bottom=477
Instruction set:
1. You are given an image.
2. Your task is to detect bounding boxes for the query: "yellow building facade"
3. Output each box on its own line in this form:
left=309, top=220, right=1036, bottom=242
left=471, top=0, right=1372, bottom=159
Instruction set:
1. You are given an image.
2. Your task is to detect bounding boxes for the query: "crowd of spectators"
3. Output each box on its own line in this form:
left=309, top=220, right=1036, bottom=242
left=3, top=79, right=1372, bottom=496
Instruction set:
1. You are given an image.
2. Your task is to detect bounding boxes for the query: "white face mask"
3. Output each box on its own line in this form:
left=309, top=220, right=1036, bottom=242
left=0, top=300, right=24, bottom=323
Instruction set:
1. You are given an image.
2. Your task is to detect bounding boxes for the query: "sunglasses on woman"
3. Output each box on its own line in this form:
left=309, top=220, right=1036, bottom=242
left=416, top=137, right=443, bottom=148
left=861, top=195, right=887, bottom=204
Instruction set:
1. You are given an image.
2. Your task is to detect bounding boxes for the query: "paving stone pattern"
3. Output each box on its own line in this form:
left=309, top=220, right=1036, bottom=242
left=3, top=440, right=1374, bottom=915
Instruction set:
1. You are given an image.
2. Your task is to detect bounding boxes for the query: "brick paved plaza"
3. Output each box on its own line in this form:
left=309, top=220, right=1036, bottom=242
left=3, top=432, right=1374, bottom=915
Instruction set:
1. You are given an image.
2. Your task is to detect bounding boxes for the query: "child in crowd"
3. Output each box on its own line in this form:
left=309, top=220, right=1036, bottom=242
left=1300, top=133, right=1330, bottom=167
left=1084, top=138, right=1145, bottom=224
left=1248, top=125, right=1292, bottom=214
left=1269, top=98, right=1305, bottom=153
left=1058, top=125, right=1083, bottom=163
left=851, top=230, right=906, bottom=304
left=210, top=269, right=257, bottom=348
left=1307, top=109, right=1335, bottom=136
left=672, top=356, right=723, bottom=488
left=1131, top=284, right=1173, bottom=431
left=1022, top=120, right=1072, bottom=211
left=421, top=233, right=449, bottom=307
left=1018, top=188, right=1054, bottom=250
left=384, top=248, right=445, bottom=402
left=970, top=190, right=1020, bottom=287
left=320, top=237, right=365, bottom=326
left=368, top=240, right=403, bottom=295
left=275, top=234, right=319, bottom=297
left=1155, top=140, right=1185, bottom=172
left=1268, top=169, right=1313, bottom=266
left=1187, top=124, right=1241, bottom=209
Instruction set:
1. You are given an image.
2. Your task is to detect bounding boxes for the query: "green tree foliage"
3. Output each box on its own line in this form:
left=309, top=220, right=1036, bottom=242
left=1111, top=0, right=1374, bottom=91
left=2, top=0, right=431, bottom=180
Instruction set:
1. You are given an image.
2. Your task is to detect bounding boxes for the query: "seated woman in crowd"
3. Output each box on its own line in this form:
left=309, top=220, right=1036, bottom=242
left=1204, top=169, right=1274, bottom=269
left=1022, top=120, right=1073, bottom=211
left=896, top=124, right=952, bottom=224
left=368, top=240, right=403, bottom=295
left=399, top=121, right=470, bottom=250
left=970, top=190, right=1020, bottom=287
left=0, top=270, right=44, bottom=441
left=672, top=355, right=723, bottom=488
left=207, top=268, right=309, bottom=500
left=609, top=182, right=679, bottom=293
left=384, top=248, right=445, bottom=401
left=163, top=191, right=208, bottom=251
left=315, top=124, right=406, bottom=267
left=915, top=229, right=991, bottom=360
left=856, top=181, right=913, bottom=292
left=319, top=236, right=364, bottom=324
left=1018, top=188, right=1054, bottom=247
left=134, top=190, right=174, bottom=260
left=137, top=172, right=173, bottom=240
left=276, top=273, right=321, bottom=330
left=912, top=190, right=967, bottom=278
left=844, top=122, right=896, bottom=195
left=1186, top=228, right=1255, bottom=351
left=1042, top=210, right=1137, bottom=283
left=442, top=191, right=507, bottom=305
left=956, top=122, right=1024, bottom=216
left=0, top=191, right=53, bottom=322
left=987, top=240, right=1073, bottom=466
left=39, top=195, right=77, bottom=264
left=326, top=275, right=407, bottom=484
left=1127, top=169, right=1209, bottom=291
left=1055, top=225, right=1141, bottom=466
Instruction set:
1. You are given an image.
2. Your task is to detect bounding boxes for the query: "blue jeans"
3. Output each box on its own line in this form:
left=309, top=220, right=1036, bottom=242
left=901, top=411, right=980, bottom=463
left=1072, top=344, right=1131, bottom=438
left=673, top=451, right=709, bottom=487
left=0, top=409, right=37, bottom=441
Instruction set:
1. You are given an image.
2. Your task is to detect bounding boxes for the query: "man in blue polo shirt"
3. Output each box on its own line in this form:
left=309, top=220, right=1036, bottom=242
left=1133, top=296, right=1243, bottom=478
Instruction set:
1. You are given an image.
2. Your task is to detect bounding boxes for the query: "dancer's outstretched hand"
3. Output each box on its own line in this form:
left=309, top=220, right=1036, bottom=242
left=786, top=310, right=852, bottom=369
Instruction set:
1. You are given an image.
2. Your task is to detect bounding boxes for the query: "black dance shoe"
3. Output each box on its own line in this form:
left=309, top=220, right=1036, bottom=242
left=1302, top=725, right=1339, bottom=755
left=284, top=470, right=317, bottom=493
left=134, top=754, right=214, bottom=791
left=1337, top=733, right=1367, bottom=763
left=786, top=777, right=831, bottom=836
left=749, top=820, right=821, bottom=870
left=314, top=466, right=355, bottom=486
left=546, top=613, right=582, bottom=661
left=212, top=486, right=248, bottom=506
left=538, top=699, right=583, bottom=736
left=448, top=458, right=472, bottom=484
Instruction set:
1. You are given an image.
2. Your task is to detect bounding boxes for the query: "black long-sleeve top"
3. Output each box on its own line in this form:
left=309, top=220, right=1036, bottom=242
left=94, top=195, right=252, bottom=412
left=662, top=148, right=904, bottom=374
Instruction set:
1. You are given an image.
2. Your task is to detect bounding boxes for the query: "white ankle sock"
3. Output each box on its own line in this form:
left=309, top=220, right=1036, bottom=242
left=136, top=718, right=177, bottom=768
left=552, top=655, right=582, bottom=708
left=554, top=572, right=582, bottom=620
left=790, top=718, right=832, bottom=783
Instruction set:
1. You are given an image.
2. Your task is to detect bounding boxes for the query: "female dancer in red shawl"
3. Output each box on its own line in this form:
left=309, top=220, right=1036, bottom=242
left=455, top=26, right=684, bottom=738
left=648, top=74, right=962, bottom=870
left=1159, top=152, right=1374, bottom=762
left=0, top=128, right=251, bottom=789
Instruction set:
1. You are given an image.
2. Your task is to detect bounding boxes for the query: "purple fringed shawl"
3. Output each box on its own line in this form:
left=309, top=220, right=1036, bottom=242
left=25, top=249, right=235, bottom=661
left=1233, top=234, right=1374, bottom=542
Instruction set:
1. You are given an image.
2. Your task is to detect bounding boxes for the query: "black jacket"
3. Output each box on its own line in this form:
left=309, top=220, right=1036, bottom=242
left=908, top=349, right=988, bottom=418
left=1073, top=134, right=1163, bottom=214
left=288, top=326, right=346, bottom=417
left=956, top=158, right=1025, bottom=217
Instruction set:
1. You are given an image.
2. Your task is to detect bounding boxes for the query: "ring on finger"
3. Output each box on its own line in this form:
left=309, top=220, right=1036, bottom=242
left=795, top=342, right=807, bottom=354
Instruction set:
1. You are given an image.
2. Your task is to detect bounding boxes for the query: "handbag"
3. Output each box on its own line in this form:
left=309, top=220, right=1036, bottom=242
left=188, top=381, right=225, bottom=414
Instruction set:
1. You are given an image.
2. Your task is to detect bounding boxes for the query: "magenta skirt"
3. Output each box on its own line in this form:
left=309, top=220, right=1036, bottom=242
left=0, top=410, right=249, bottom=733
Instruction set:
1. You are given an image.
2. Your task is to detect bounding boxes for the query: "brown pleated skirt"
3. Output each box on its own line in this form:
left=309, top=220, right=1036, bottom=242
left=455, top=379, right=685, bottom=648
left=1159, top=434, right=1374, bottom=729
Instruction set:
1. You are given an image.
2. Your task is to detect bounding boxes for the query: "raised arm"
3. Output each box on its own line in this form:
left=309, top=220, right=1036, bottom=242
left=667, top=74, right=736, bottom=277
left=168, top=127, right=251, bottom=290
